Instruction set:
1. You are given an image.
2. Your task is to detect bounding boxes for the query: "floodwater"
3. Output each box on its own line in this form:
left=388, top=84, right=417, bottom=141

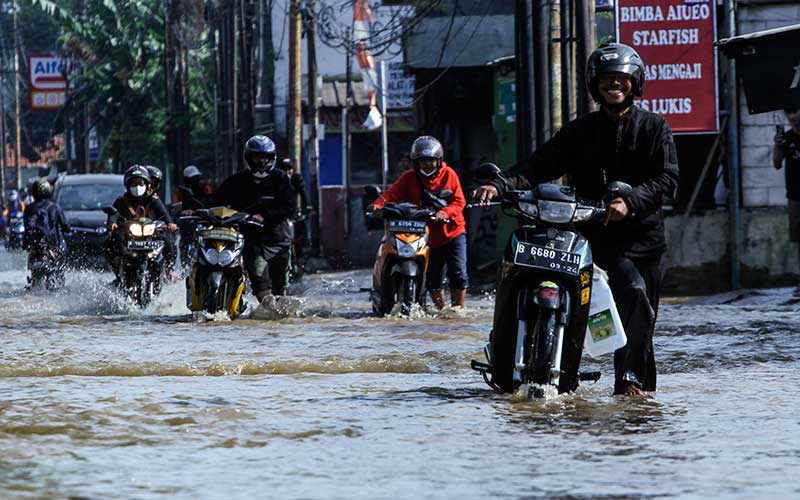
left=0, top=248, right=798, bottom=499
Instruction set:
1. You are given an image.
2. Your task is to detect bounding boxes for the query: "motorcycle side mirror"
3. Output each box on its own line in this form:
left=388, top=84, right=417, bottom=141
left=606, top=181, right=633, bottom=200
left=364, top=185, right=382, bottom=197
left=437, top=189, right=453, bottom=198
left=101, top=206, right=117, bottom=216
left=475, top=162, right=502, bottom=182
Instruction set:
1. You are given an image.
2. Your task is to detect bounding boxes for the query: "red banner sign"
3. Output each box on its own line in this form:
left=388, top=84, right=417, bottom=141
left=616, top=0, right=718, bottom=134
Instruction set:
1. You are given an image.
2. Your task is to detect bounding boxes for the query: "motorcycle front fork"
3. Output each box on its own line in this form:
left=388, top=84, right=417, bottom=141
left=512, top=285, right=568, bottom=388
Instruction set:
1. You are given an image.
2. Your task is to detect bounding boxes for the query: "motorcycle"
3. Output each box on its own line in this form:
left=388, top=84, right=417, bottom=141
left=103, top=207, right=168, bottom=308
left=5, top=210, right=25, bottom=251
left=27, top=241, right=66, bottom=290
left=469, top=163, right=632, bottom=397
left=365, top=186, right=453, bottom=316
left=181, top=206, right=261, bottom=319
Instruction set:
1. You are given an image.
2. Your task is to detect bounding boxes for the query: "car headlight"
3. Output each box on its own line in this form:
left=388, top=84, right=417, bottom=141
left=129, top=223, right=143, bottom=237
left=142, top=224, right=156, bottom=236
left=572, top=207, right=595, bottom=222
left=538, top=200, right=576, bottom=224
left=202, top=247, right=220, bottom=265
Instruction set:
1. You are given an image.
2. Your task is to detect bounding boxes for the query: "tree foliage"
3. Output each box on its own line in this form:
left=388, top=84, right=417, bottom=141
left=30, top=0, right=212, bottom=171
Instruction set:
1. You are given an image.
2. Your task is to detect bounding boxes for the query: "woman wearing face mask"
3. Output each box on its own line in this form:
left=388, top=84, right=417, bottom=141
left=104, top=165, right=178, bottom=273
left=368, top=136, right=469, bottom=309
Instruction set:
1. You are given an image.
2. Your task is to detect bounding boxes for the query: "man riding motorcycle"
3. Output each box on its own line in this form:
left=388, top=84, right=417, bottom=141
left=370, top=136, right=468, bottom=309
left=209, top=135, right=296, bottom=302
left=105, top=165, right=178, bottom=280
left=472, top=43, right=679, bottom=395
left=23, top=179, right=71, bottom=275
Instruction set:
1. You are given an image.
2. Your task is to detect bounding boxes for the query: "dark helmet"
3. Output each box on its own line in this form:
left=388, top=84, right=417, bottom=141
left=278, top=158, right=293, bottom=172
left=243, top=135, right=277, bottom=176
left=8, top=190, right=18, bottom=202
left=183, top=165, right=201, bottom=179
left=586, top=43, right=646, bottom=103
left=124, top=164, right=152, bottom=188
left=409, top=136, right=444, bottom=177
left=32, top=179, right=53, bottom=200
left=145, top=165, right=163, bottom=186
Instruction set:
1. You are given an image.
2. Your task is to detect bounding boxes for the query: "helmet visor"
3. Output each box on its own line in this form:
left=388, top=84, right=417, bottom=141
left=249, top=153, right=276, bottom=172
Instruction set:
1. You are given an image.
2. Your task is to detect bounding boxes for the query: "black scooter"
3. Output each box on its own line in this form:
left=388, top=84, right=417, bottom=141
left=470, top=163, right=632, bottom=397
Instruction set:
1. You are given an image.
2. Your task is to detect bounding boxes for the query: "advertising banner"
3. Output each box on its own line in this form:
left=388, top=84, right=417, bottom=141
left=28, top=54, right=68, bottom=110
left=616, top=0, right=718, bottom=133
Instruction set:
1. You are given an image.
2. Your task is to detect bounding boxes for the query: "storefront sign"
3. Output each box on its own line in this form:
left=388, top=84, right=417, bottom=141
left=616, top=0, right=718, bottom=133
left=386, top=61, right=415, bottom=109
left=28, top=54, right=68, bottom=110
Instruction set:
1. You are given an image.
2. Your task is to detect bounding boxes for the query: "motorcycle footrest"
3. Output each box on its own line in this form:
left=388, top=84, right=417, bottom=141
left=578, top=370, right=601, bottom=382
left=470, top=360, right=492, bottom=374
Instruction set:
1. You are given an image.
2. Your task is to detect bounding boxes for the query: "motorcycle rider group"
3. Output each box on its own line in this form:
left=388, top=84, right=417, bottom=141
left=18, top=42, right=675, bottom=397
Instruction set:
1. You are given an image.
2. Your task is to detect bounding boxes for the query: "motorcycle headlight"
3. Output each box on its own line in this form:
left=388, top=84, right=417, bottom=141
left=95, top=226, right=107, bottom=234
left=202, top=247, right=220, bottom=265
left=142, top=224, right=156, bottom=236
left=129, top=223, right=143, bottom=237
left=519, top=202, right=538, bottom=218
left=572, top=207, right=595, bottom=222
left=396, top=240, right=417, bottom=257
left=538, top=201, right=577, bottom=224
left=217, top=249, right=238, bottom=266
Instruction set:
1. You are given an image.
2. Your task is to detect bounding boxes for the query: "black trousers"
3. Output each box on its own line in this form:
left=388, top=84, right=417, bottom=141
left=594, top=253, right=662, bottom=394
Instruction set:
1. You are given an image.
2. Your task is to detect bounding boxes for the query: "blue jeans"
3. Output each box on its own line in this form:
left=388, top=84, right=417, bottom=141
left=426, top=233, right=469, bottom=291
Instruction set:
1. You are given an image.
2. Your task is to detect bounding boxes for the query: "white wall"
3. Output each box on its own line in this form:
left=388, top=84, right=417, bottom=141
left=271, top=0, right=406, bottom=140
left=738, top=4, right=800, bottom=207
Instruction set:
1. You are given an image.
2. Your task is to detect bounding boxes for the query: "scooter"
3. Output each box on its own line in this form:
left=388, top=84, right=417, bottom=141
left=27, top=241, right=66, bottom=290
left=365, top=186, right=453, bottom=316
left=103, top=207, right=168, bottom=308
left=181, top=206, right=261, bottom=318
left=470, top=163, right=632, bottom=397
left=5, top=210, right=25, bottom=251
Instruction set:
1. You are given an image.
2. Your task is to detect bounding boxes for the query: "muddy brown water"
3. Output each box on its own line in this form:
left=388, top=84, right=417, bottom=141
left=0, top=249, right=798, bottom=499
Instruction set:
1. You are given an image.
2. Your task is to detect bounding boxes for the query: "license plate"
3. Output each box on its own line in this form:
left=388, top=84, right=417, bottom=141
left=513, top=241, right=581, bottom=276
left=388, top=220, right=427, bottom=233
left=127, top=240, right=163, bottom=251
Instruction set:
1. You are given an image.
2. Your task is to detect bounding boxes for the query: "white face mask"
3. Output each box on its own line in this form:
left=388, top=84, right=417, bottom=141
left=252, top=171, right=269, bottom=180
left=419, top=167, right=438, bottom=177
left=129, top=185, right=147, bottom=197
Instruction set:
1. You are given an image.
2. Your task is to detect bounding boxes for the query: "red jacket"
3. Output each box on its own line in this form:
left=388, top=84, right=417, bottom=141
left=372, top=162, right=466, bottom=248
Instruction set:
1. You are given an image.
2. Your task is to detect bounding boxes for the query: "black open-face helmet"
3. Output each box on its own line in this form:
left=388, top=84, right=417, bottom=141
left=124, top=165, right=152, bottom=188
left=32, top=179, right=53, bottom=200
left=145, top=165, right=163, bottom=187
left=278, top=158, right=294, bottom=172
left=587, top=43, right=646, bottom=105
left=243, top=135, right=277, bottom=178
left=409, top=136, right=444, bottom=177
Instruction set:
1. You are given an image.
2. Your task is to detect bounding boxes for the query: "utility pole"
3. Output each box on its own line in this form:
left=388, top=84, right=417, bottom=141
left=560, top=0, right=574, bottom=125
left=723, top=0, right=742, bottom=290
left=575, top=0, right=595, bottom=115
left=13, top=0, right=22, bottom=189
left=533, top=0, right=551, bottom=145
left=380, top=60, right=388, bottom=188
left=343, top=29, right=352, bottom=236
left=0, top=55, right=6, bottom=200
left=307, top=0, right=323, bottom=255
left=288, top=0, right=303, bottom=170
left=515, top=0, right=536, bottom=159
left=551, top=2, right=562, bottom=130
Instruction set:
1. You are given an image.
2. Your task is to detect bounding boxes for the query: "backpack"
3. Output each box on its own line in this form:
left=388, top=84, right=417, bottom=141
left=25, top=202, right=57, bottom=248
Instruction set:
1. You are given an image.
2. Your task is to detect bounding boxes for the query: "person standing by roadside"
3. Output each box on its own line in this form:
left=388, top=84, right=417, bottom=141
left=773, top=108, right=800, bottom=282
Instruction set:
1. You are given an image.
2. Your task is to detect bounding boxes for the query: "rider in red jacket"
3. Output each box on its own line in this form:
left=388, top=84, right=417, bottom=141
left=371, top=136, right=468, bottom=308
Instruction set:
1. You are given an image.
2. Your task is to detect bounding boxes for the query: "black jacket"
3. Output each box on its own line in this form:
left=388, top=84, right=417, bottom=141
left=209, top=168, right=296, bottom=245
left=494, top=105, right=679, bottom=257
left=108, top=193, right=173, bottom=226
left=289, top=172, right=310, bottom=212
left=23, top=199, right=71, bottom=251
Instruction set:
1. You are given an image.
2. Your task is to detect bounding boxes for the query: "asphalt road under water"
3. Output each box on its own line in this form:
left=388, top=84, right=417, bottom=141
left=0, top=249, right=798, bottom=499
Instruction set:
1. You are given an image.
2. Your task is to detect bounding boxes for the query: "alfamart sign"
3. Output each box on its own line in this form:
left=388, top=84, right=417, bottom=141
left=28, top=54, right=68, bottom=109
left=616, top=0, right=718, bottom=134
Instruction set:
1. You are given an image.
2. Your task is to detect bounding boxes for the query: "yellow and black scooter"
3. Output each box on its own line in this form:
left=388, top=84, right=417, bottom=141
left=182, top=207, right=261, bottom=318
